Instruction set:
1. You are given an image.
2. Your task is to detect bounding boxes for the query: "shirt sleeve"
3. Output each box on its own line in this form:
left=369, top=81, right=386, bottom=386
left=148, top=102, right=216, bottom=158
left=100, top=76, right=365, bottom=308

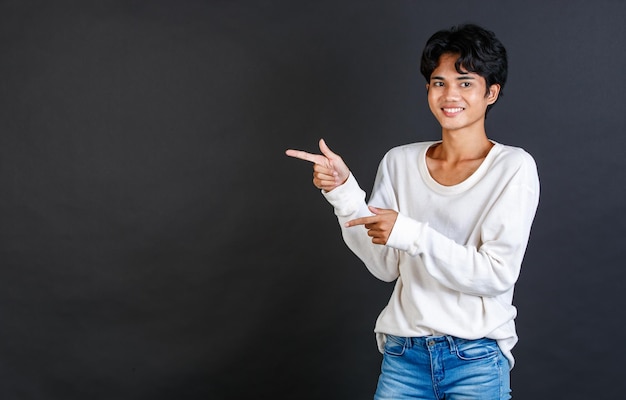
left=322, top=167, right=402, bottom=282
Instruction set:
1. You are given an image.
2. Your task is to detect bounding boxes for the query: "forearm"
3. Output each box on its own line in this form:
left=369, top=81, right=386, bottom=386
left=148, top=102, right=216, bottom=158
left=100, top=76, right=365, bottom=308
left=323, top=174, right=400, bottom=282
left=391, top=218, right=523, bottom=297
left=386, top=182, right=538, bottom=297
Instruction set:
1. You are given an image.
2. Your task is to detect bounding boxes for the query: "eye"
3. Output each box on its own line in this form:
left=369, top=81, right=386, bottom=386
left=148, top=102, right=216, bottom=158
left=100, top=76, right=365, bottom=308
left=433, top=81, right=444, bottom=87
left=460, top=82, right=471, bottom=88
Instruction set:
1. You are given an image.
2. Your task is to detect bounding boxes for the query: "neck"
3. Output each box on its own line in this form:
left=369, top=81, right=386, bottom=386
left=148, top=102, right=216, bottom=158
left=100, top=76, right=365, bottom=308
left=436, top=127, right=492, bottom=162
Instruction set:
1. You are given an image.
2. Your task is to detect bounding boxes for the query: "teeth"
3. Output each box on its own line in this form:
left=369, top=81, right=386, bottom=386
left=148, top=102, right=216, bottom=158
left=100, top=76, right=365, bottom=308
left=443, top=107, right=463, bottom=113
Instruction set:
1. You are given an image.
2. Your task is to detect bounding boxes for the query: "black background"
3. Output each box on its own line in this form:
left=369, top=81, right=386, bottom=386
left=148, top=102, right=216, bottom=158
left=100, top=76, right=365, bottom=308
left=1, top=1, right=625, bottom=399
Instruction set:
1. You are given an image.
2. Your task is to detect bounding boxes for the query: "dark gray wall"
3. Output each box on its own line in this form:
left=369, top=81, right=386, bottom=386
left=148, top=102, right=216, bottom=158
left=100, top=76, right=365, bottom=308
left=0, top=0, right=624, bottom=398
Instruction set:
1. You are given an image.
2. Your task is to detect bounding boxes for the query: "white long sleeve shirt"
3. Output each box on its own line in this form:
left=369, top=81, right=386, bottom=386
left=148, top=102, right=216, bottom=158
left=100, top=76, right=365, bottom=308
left=322, top=141, right=539, bottom=368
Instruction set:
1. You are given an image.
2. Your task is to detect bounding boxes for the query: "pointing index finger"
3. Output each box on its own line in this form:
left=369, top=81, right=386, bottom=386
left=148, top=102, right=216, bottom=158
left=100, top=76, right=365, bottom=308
left=285, top=149, right=326, bottom=165
left=345, top=215, right=376, bottom=227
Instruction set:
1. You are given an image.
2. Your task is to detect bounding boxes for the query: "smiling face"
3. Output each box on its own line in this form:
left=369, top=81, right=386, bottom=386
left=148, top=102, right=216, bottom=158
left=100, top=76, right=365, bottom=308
left=427, top=53, right=500, bottom=135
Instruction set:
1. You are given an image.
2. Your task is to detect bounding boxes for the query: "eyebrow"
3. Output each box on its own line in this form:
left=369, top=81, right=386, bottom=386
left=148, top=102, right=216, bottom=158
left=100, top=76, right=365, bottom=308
left=430, top=75, right=476, bottom=81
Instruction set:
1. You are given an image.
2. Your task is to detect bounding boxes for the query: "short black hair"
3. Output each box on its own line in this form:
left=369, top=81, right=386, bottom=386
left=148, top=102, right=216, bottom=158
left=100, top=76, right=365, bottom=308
left=420, top=24, right=508, bottom=113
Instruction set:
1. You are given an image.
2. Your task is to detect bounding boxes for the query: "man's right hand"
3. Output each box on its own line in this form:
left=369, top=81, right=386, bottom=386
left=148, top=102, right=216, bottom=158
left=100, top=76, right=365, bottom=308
left=285, top=139, right=350, bottom=192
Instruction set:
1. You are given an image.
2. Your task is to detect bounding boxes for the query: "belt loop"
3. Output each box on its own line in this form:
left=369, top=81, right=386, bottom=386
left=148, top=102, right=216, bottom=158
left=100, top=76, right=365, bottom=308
left=446, top=335, right=456, bottom=354
left=404, top=336, right=412, bottom=349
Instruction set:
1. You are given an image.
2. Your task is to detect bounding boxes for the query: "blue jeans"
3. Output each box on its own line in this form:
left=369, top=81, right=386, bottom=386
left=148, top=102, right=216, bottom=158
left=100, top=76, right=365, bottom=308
left=374, top=335, right=511, bottom=400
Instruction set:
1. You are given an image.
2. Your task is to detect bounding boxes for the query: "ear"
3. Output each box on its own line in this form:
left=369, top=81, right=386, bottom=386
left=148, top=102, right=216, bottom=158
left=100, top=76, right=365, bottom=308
left=487, top=84, right=501, bottom=105
left=425, top=83, right=430, bottom=93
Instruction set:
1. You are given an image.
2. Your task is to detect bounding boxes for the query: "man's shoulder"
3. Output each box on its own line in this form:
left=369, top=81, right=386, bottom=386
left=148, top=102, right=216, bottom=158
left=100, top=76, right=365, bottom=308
left=494, top=143, right=536, bottom=166
left=384, top=141, right=438, bottom=158
left=491, top=143, right=539, bottom=181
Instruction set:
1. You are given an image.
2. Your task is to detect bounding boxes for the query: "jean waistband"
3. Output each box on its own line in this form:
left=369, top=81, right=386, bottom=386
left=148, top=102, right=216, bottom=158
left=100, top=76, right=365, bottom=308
left=409, top=335, right=454, bottom=349
left=389, top=335, right=495, bottom=352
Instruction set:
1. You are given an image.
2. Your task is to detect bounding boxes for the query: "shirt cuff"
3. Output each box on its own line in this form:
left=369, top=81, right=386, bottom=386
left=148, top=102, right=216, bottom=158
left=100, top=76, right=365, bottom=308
left=386, top=212, right=425, bottom=255
left=322, top=173, right=366, bottom=217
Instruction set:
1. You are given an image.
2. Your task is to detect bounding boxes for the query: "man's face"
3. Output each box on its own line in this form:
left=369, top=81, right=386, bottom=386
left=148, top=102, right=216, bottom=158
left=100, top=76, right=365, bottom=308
left=426, top=53, right=500, bottom=133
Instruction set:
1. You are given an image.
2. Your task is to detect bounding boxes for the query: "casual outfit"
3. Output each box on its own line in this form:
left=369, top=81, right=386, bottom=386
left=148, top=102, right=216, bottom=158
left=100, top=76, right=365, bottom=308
left=322, top=141, right=539, bottom=399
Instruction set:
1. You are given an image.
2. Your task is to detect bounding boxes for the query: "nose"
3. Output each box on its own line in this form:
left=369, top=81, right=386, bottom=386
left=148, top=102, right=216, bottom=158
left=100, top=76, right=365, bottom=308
left=443, top=84, right=461, bottom=100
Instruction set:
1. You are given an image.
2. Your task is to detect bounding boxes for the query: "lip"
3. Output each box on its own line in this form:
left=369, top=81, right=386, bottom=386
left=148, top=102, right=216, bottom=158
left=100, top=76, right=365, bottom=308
left=441, top=107, right=465, bottom=117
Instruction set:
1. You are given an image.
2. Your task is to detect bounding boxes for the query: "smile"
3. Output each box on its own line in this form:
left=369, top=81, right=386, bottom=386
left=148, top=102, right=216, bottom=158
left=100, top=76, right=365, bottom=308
left=442, top=107, right=464, bottom=113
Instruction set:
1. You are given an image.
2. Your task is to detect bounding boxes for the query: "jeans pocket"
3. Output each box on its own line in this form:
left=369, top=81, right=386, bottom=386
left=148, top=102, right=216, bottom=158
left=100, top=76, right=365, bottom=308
left=454, top=338, right=499, bottom=361
left=383, top=335, right=407, bottom=357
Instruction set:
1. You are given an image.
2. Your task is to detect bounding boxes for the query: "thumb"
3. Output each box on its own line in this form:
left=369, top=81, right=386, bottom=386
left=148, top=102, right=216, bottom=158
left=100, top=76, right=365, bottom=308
left=368, top=205, right=381, bottom=215
left=319, top=138, right=337, bottom=159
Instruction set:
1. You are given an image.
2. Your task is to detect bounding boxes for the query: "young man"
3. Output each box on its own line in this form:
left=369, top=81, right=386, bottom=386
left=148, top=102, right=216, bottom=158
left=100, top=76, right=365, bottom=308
left=286, top=24, right=539, bottom=399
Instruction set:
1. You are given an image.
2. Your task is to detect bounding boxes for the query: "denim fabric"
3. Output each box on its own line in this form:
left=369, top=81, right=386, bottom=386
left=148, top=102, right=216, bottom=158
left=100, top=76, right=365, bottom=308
left=374, top=335, right=511, bottom=400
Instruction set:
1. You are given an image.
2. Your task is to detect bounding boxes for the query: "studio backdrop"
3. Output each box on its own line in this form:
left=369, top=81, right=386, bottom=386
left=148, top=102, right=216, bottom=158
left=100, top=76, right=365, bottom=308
left=0, top=1, right=624, bottom=399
